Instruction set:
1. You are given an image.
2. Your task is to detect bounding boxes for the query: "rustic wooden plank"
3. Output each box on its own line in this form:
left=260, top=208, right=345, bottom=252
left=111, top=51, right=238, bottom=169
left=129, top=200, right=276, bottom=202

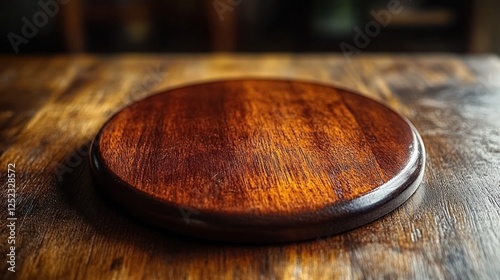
left=0, top=54, right=499, bottom=279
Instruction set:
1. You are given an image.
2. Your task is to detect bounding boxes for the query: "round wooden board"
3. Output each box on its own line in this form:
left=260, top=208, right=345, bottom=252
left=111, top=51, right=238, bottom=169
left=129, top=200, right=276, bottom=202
left=90, top=79, right=425, bottom=243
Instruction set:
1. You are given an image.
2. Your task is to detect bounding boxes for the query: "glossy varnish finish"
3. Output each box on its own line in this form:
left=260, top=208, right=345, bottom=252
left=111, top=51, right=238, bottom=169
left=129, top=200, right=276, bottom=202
left=0, top=55, right=499, bottom=279
left=90, top=80, right=424, bottom=242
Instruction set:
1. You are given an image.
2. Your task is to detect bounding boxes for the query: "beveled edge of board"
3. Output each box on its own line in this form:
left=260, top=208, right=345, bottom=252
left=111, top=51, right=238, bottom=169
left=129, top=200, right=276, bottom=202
left=89, top=79, right=426, bottom=243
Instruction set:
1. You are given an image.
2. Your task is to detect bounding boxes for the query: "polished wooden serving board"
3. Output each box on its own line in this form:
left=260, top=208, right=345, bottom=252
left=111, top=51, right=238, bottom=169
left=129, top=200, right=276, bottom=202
left=90, top=79, right=425, bottom=243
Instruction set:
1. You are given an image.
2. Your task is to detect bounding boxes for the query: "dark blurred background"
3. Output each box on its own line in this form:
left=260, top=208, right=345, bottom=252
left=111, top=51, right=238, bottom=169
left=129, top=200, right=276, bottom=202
left=1, top=0, right=499, bottom=54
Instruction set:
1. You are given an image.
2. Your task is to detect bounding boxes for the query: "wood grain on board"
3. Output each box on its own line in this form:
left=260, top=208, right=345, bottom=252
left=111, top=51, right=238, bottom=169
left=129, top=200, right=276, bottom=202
left=90, top=79, right=425, bottom=243
left=0, top=54, right=499, bottom=279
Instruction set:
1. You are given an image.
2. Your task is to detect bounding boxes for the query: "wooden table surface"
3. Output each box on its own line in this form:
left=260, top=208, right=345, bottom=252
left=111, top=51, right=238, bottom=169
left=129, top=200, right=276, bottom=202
left=0, top=54, right=499, bottom=279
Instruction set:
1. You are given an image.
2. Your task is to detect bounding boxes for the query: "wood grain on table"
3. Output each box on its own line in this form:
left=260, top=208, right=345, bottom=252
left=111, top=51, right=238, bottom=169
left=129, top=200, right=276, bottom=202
left=0, top=54, right=499, bottom=279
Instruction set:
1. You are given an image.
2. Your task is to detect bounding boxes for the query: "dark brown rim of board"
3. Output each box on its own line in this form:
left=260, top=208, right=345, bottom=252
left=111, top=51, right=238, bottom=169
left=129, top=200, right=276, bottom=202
left=89, top=79, right=426, bottom=244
